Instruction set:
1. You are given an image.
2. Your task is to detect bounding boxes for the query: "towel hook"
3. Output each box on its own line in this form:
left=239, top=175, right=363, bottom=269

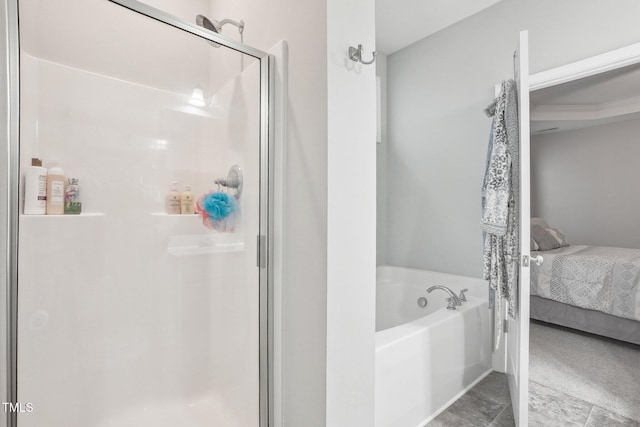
left=349, top=44, right=376, bottom=65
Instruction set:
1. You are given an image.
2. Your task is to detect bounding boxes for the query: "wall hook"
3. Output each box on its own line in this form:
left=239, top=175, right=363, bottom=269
left=349, top=44, right=376, bottom=65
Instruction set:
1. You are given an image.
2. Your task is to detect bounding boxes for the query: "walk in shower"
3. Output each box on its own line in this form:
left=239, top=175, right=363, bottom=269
left=1, top=0, right=273, bottom=426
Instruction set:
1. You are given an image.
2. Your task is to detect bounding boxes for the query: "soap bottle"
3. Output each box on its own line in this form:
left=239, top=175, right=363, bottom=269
left=46, top=162, right=65, bottom=215
left=64, top=178, right=82, bottom=214
left=181, top=185, right=195, bottom=214
left=166, top=182, right=181, bottom=214
left=24, top=158, right=47, bottom=215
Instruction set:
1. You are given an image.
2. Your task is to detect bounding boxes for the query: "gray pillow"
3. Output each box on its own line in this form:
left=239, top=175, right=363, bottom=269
left=531, top=236, right=540, bottom=251
left=531, top=224, right=569, bottom=251
left=531, top=217, right=549, bottom=228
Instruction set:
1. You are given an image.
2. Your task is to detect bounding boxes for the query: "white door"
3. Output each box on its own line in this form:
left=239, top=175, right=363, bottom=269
left=506, top=30, right=530, bottom=427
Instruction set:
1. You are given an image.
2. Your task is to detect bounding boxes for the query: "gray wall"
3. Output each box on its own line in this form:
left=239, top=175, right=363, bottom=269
left=385, top=0, right=640, bottom=278
left=531, top=118, right=640, bottom=249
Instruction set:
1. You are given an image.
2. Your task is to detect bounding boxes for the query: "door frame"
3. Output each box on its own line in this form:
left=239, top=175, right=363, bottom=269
left=2, top=1, right=20, bottom=426
left=515, top=38, right=640, bottom=426
left=2, top=1, right=275, bottom=426
left=530, top=41, right=640, bottom=91
left=508, top=30, right=531, bottom=427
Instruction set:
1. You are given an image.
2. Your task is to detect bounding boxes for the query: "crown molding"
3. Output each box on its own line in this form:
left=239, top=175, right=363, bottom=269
left=531, top=95, right=640, bottom=121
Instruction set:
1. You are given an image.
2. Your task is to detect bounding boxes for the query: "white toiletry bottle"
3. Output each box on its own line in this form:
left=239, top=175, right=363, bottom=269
left=166, top=182, right=181, bottom=214
left=24, top=158, right=47, bottom=215
left=181, top=185, right=195, bottom=214
left=46, top=162, right=65, bottom=215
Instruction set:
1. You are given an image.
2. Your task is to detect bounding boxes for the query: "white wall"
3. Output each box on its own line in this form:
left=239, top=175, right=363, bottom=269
left=376, top=53, right=388, bottom=266
left=531, top=118, right=640, bottom=249
left=18, top=0, right=212, bottom=99
left=385, top=0, right=640, bottom=278
left=326, top=0, right=376, bottom=424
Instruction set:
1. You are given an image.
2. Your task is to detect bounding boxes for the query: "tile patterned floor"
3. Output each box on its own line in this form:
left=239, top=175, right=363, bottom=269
left=427, top=372, right=640, bottom=427
left=427, top=372, right=513, bottom=427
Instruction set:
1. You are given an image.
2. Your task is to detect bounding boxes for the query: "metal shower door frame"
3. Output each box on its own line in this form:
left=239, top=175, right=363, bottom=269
left=1, top=1, right=274, bottom=426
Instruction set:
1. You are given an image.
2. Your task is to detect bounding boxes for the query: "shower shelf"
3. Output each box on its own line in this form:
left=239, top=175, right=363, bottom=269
left=167, top=233, right=244, bottom=256
left=20, top=212, right=105, bottom=218
left=150, top=213, right=199, bottom=217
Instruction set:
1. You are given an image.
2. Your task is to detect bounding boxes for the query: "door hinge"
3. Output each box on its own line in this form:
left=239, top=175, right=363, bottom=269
left=503, top=319, right=509, bottom=333
left=256, top=235, right=266, bottom=268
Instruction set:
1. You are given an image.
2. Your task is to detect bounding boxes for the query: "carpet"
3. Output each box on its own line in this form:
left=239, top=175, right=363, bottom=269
left=529, top=321, right=640, bottom=421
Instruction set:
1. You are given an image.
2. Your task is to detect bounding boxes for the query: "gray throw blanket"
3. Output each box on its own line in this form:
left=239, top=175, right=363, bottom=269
left=482, top=79, right=520, bottom=337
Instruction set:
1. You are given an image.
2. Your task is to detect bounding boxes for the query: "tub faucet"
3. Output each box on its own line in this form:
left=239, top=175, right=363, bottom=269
left=427, top=285, right=461, bottom=310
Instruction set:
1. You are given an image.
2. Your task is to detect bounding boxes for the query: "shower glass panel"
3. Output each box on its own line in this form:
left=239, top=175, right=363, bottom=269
left=16, top=1, right=265, bottom=426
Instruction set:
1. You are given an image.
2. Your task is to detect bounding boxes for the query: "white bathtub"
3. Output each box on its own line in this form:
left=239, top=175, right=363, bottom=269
left=375, top=266, right=492, bottom=427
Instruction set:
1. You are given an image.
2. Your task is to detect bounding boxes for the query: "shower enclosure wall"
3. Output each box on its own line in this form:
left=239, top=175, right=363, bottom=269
left=1, top=1, right=273, bottom=426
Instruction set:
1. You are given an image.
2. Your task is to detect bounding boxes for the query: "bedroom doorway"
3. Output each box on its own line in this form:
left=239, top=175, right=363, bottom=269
left=526, top=45, right=640, bottom=425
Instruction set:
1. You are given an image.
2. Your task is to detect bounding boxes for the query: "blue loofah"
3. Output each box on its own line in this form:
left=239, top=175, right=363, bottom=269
left=201, top=191, right=237, bottom=220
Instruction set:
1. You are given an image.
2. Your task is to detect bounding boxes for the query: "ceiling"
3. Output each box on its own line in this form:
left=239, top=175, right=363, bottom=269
left=531, top=63, right=640, bottom=134
left=375, top=0, right=504, bottom=55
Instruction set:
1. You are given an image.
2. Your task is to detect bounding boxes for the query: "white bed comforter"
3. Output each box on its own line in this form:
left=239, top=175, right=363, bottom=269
left=530, top=245, right=640, bottom=321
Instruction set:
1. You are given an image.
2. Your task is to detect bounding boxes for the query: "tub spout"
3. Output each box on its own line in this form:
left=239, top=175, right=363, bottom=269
left=427, top=285, right=462, bottom=309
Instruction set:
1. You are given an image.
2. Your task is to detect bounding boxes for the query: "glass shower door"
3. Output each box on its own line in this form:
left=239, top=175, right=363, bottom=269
left=14, top=1, right=269, bottom=426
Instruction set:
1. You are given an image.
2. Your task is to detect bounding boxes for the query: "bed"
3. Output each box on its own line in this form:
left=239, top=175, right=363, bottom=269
left=528, top=222, right=640, bottom=345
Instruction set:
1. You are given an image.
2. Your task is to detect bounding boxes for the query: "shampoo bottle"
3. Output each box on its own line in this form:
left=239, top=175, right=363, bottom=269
left=46, top=163, right=65, bottom=215
left=24, top=158, right=47, bottom=215
left=166, top=182, right=181, bottom=214
left=181, top=185, right=195, bottom=214
left=64, top=178, right=81, bottom=214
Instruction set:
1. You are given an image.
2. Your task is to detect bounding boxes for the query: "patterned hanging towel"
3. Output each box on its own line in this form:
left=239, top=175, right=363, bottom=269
left=481, top=79, right=520, bottom=350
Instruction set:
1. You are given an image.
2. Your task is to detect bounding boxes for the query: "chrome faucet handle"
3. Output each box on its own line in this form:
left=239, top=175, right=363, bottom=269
left=446, top=298, right=458, bottom=310
left=428, top=285, right=461, bottom=307
left=459, top=289, right=468, bottom=302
